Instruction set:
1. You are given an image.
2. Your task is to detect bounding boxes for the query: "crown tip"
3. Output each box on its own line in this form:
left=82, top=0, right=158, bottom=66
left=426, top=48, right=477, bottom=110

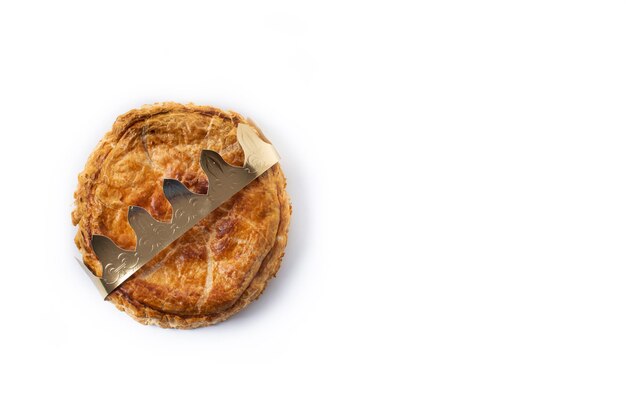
left=128, top=205, right=144, bottom=215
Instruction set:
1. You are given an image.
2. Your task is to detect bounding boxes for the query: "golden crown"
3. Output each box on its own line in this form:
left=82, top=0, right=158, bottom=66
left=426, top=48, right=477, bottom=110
left=76, top=123, right=280, bottom=298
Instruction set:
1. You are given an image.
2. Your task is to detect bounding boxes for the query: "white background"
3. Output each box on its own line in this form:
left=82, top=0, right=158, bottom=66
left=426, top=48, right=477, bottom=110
left=1, top=1, right=625, bottom=415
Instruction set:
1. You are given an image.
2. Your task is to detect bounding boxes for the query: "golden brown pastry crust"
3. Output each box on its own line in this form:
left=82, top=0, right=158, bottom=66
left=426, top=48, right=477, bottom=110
left=72, top=103, right=291, bottom=328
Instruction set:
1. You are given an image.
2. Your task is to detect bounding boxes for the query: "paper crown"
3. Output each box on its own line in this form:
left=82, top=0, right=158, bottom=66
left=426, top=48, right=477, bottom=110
left=77, top=123, right=280, bottom=298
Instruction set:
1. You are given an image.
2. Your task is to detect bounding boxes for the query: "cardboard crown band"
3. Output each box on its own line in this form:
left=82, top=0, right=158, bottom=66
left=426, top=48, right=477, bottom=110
left=76, top=123, right=280, bottom=298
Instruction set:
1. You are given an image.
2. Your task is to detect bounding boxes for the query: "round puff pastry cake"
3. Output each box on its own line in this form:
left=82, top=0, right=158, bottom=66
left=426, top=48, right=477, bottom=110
left=72, top=103, right=291, bottom=329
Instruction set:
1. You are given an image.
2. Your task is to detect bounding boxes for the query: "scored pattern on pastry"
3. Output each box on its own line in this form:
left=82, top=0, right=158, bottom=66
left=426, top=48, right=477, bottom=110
left=83, top=123, right=280, bottom=298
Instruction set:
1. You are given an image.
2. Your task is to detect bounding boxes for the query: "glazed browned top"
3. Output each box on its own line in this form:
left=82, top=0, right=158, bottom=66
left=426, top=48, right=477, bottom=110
left=73, top=103, right=288, bottom=319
